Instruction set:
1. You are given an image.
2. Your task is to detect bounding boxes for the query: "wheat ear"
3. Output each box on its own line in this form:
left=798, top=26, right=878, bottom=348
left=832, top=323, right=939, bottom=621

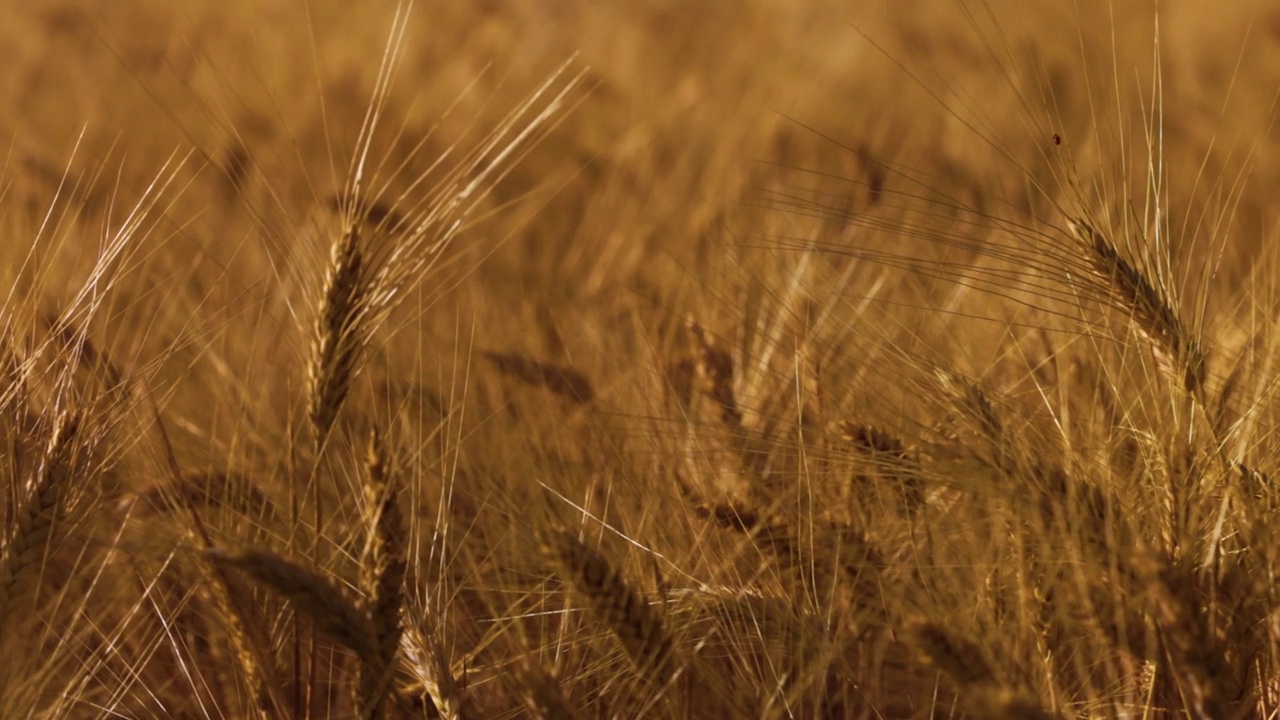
left=541, top=528, right=679, bottom=686
left=199, top=550, right=285, bottom=719
left=309, top=224, right=369, bottom=441
left=1068, top=218, right=1206, bottom=395
left=207, top=548, right=378, bottom=664
left=0, top=412, right=79, bottom=634
left=355, top=430, right=406, bottom=720
left=519, top=663, right=578, bottom=720
left=481, top=351, right=595, bottom=404
left=400, top=619, right=468, bottom=720
left=907, top=618, right=1059, bottom=719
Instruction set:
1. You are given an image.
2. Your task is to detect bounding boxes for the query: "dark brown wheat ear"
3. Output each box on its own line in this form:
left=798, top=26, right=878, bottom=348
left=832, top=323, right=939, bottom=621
left=906, top=618, right=1060, bottom=720
left=206, top=548, right=379, bottom=664
left=0, top=411, right=80, bottom=637
left=481, top=351, right=595, bottom=404
left=540, top=528, right=680, bottom=688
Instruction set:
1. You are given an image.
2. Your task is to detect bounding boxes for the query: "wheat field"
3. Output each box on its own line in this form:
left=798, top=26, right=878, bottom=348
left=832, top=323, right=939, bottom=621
left=4, top=1, right=1280, bottom=718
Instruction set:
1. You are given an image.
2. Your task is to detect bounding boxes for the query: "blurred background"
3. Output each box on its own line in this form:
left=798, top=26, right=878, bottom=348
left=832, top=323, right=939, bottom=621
left=3, top=0, right=1280, bottom=480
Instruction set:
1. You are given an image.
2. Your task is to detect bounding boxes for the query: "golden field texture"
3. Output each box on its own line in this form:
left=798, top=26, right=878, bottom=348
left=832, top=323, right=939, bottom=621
left=6, top=0, right=1280, bottom=717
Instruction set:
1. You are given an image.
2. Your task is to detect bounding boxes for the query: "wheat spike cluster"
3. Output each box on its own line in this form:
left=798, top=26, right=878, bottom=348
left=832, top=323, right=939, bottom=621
left=6, top=0, right=1280, bottom=717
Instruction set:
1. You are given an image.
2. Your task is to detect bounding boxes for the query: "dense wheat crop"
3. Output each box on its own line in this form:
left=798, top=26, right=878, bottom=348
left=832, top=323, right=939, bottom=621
left=5, top=0, right=1280, bottom=717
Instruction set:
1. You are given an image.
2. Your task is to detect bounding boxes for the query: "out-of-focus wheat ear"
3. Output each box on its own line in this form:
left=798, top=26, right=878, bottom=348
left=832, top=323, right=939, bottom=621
left=931, top=368, right=1007, bottom=453
left=0, top=411, right=79, bottom=634
left=207, top=548, right=379, bottom=664
left=1067, top=218, right=1207, bottom=397
left=685, top=317, right=742, bottom=429
left=308, top=224, right=368, bottom=442
left=356, top=429, right=406, bottom=720
left=540, top=528, right=680, bottom=687
left=837, top=421, right=923, bottom=513
left=480, top=351, right=595, bottom=404
left=972, top=688, right=1064, bottom=720
left=518, top=663, right=577, bottom=720
left=1142, top=557, right=1246, bottom=720
left=119, top=471, right=276, bottom=522
left=908, top=619, right=1063, bottom=719
left=906, top=618, right=995, bottom=687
